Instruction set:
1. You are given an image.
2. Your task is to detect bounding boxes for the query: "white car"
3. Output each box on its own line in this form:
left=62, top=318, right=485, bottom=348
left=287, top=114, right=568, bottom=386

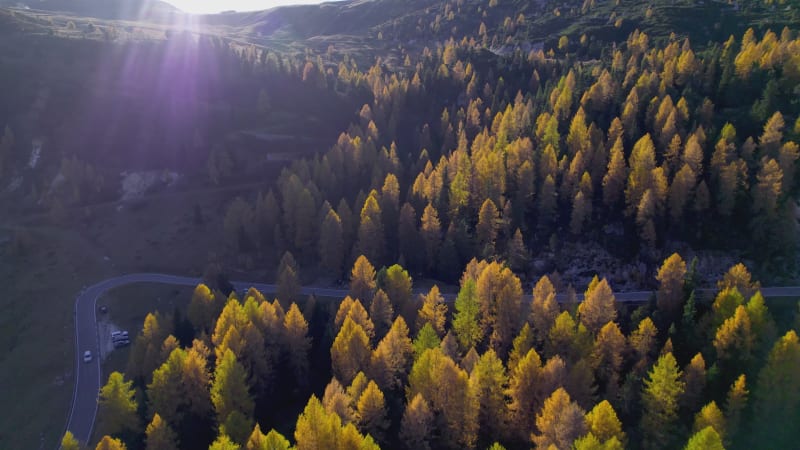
left=83, top=350, right=92, bottom=363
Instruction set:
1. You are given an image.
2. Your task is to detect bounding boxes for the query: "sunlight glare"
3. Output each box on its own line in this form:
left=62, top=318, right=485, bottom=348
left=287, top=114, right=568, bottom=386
left=165, top=0, right=327, bottom=15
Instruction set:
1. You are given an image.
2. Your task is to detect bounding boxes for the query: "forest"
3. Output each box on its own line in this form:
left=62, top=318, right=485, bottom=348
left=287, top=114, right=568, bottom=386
left=71, top=254, right=800, bottom=450
left=2, top=1, right=797, bottom=449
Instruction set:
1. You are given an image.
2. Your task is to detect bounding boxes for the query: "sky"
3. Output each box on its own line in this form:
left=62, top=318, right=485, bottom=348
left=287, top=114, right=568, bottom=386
left=164, top=0, right=328, bottom=14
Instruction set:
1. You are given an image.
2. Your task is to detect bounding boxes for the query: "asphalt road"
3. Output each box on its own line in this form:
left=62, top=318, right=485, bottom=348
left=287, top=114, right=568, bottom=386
left=63, top=274, right=800, bottom=447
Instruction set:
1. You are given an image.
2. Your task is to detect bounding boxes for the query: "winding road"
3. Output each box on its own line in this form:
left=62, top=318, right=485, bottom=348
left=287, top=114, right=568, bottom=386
left=63, top=273, right=800, bottom=446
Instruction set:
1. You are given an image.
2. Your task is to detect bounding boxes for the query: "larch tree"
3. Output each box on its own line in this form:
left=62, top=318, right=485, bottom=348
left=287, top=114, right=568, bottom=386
left=476, top=261, right=523, bottom=357
left=507, top=347, right=545, bottom=442
left=147, top=348, right=187, bottom=426
left=335, top=298, right=375, bottom=342
left=656, top=253, right=687, bottom=326
left=350, top=255, right=377, bottom=304
left=400, top=394, right=434, bottom=450
left=453, top=278, right=482, bottom=351
left=356, top=381, right=389, bottom=441
left=585, top=400, right=626, bottom=444
left=641, top=353, right=685, bottom=450
left=476, top=198, right=500, bottom=257
left=98, top=372, right=139, bottom=437
left=398, top=203, right=423, bottom=272
left=95, top=436, right=127, bottom=450
left=693, top=401, right=726, bottom=441
left=407, top=348, right=477, bottom=448
left=603, top=137, right=627, bottom=208
left=61, top=432, right=80, bottom=450
left=724, top=374, right=748, bottom=442
left=591, top=322, right=626, bottom=401
left=294, top=396, right=339, bottom=450
left=532, top=388, right=587, bottom=450
left=322, top=377, right=353, bottom=424
left=383, top=263, right=413, bottom=317
left=284, top=303, right=311, bottom=384
left=469, top=349, right=509, bottom=442
left=369, top=289, right=394, bottom=340
left=683, top=427, right=724, bottom=450
left=717, top=263, right=760, bottom=300
left=579, top=277, right=618, bottom=334
left=246, top=426, right=291, bottom=450
left=625, top=134, right=657, bottom=216
left=319, top=209, right=345, bottom=276
left=276, top=251, right=300, bottom=305
left=145, top=414, right=178, bottom=450
left=713, top=305, right=754, bottom=367
left=420, top=203, right=442, bottom=272
left=331, top=317, right=372, bottom=385
left=508, top=323, right=534, bottom=373
left=752, top=330, right=800, bottom=447
left=680, top=353, right=707, bottom=413
left=531, top=275, right=560, bottom=342
left=417, top=285, right=447, bottom=336
left=211, top=349, right=254, bottom=445
left=356, top=191, right=386, bottom=266
left=188, top=284, right=223, bottom=335
left=370, top=316, right=413, bottom=392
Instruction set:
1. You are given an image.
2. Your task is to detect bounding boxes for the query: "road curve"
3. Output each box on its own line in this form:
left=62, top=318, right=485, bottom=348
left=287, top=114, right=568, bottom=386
left=64, top=273, right=800, bottom=446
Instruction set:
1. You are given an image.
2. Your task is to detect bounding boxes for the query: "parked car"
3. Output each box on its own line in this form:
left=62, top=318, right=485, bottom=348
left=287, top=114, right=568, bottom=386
left=83, top=350, right=92, bottom=363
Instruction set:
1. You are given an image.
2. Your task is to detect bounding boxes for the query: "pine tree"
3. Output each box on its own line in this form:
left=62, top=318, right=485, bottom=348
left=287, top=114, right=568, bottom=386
left=98, top=372, right=139, bottom=437
left=532, top=388, right=587, bottom=449
left=641, top=353, right=685, bottom=450
left=145, top=414, right=178, bottom=450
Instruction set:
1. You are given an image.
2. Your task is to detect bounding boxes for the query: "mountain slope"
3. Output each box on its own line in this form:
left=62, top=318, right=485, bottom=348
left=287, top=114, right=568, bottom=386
left=0, top=0, right=179, bottom=20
